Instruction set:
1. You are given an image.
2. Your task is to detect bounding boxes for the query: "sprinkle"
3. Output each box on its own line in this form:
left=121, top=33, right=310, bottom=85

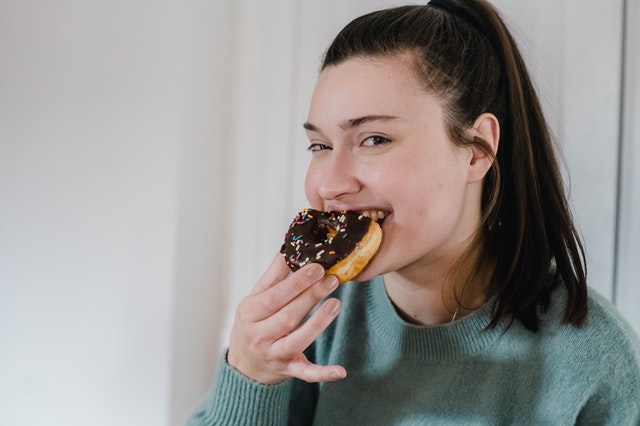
left=329, top=250, right=335, bottom=255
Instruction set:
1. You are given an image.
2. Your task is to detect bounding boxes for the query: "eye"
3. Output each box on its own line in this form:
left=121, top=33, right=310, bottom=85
left=362, top=135, right=391, bottom=147
left=307, top=143, right=332, bottom=152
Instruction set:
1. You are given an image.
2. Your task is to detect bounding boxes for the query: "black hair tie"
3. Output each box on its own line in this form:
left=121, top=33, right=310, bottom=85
left=428, top=0, right=485, bottom=35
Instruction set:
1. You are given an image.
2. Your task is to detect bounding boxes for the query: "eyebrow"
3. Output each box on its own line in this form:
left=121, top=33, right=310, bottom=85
left=303, top=115, right=400, bottom=133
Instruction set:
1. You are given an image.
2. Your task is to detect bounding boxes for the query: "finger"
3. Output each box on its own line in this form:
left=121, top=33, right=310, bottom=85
left=272, top=297, right=341, bottom=355
left=242, top=263, right=328, bottom=322
left=255, top=273, right=338, bottom=337
left=286, top=357, right=347, bottom=384
left=251, top=253, right=291, bottom=294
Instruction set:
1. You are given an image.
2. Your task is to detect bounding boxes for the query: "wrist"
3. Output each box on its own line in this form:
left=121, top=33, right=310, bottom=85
left=227, top=347, right=284, bottom=385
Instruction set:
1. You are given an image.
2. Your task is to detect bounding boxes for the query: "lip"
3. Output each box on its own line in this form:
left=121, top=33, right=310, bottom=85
left=323, top=203, right=389, bottom=213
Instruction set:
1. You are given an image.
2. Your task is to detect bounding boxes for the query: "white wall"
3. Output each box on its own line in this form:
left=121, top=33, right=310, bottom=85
left=0, top=0, right=224, bottom=424
left=167, top=2, right=234, bottom=425
left=0, top=1, right=637, bottom=425
left=0, top=0, right=180, bottom=424
left=615, top=0, right=640, bottom=334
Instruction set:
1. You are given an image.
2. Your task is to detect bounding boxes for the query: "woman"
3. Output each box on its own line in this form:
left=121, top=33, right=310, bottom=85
left=190, top=0, right=640, bottom=424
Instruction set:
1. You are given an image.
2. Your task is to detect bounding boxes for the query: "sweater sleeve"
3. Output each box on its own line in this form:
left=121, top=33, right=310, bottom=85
left=574, top=299, right=640, bottom=425
left=574, top=369, right=640, bottom=425
left=187, top=350, right=293, bottom=426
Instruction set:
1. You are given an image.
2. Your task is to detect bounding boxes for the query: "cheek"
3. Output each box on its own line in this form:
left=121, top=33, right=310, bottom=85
left=387, top=157, right=458, bottom=215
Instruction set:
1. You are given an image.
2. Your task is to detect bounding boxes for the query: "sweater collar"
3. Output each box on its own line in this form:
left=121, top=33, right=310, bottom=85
left=365, top=276, right=509, bottom=361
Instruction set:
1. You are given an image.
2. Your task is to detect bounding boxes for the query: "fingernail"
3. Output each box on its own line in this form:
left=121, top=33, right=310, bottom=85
left=331, top=369, right=346, bottom=380
left=327, top=298, right=341, bottom=316
left=325, top=276, right=339, bottom=292
left=306, top=264, right=325, bottom=280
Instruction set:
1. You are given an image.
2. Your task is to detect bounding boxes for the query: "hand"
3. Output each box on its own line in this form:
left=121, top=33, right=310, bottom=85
left=227, top=254, right=347, bottom=384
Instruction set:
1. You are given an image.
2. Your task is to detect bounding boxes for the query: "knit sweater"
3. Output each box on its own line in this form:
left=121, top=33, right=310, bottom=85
left=189, top=276, right=640, bottom=425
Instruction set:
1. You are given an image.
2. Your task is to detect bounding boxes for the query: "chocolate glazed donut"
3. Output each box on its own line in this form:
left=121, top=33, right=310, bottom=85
left=280, top=208, right=382, bottom=283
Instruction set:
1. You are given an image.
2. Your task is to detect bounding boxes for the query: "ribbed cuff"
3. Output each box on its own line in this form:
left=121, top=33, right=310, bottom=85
left=194, top=351, right=292, bottom=426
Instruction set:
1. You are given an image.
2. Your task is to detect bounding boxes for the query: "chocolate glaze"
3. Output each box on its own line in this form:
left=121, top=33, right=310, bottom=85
left=280, top=208, right=372, bottom=271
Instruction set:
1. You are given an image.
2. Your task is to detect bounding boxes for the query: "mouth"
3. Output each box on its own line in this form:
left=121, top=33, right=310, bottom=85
left=359, top=209, right=389, bottom=225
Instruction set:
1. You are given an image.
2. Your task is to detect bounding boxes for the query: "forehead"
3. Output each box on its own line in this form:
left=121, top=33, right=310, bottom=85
left=308, top=56, right=434, bottom=122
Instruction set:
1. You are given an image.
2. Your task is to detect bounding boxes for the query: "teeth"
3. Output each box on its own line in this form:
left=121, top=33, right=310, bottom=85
left=360, top=210, right=387, bottom=222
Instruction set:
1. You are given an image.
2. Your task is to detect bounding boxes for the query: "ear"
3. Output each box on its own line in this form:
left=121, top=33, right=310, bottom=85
left=467, top=112, right=500, bottom=183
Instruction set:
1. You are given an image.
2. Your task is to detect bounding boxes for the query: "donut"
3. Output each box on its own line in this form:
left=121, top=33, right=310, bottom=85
left=280, top=208, right=383, bottom=283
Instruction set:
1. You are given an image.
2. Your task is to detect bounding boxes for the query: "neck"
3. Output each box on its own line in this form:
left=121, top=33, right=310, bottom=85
left=383, top=248, right=491, bottom=326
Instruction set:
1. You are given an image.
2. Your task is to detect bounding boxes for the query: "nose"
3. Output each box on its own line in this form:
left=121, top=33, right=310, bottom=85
left=307, top=148, right=361, bottom=203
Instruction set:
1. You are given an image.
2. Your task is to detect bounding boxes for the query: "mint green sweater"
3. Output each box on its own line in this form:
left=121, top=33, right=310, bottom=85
left=190, top=277, right=640, bottom=425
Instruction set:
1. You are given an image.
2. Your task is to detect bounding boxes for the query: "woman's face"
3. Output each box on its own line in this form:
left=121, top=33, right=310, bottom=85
left=304, top=56, right=483, bottom=282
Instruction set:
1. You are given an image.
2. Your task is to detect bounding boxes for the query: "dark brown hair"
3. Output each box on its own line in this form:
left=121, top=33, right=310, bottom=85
left=321, top=0, right=587, bottom=331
